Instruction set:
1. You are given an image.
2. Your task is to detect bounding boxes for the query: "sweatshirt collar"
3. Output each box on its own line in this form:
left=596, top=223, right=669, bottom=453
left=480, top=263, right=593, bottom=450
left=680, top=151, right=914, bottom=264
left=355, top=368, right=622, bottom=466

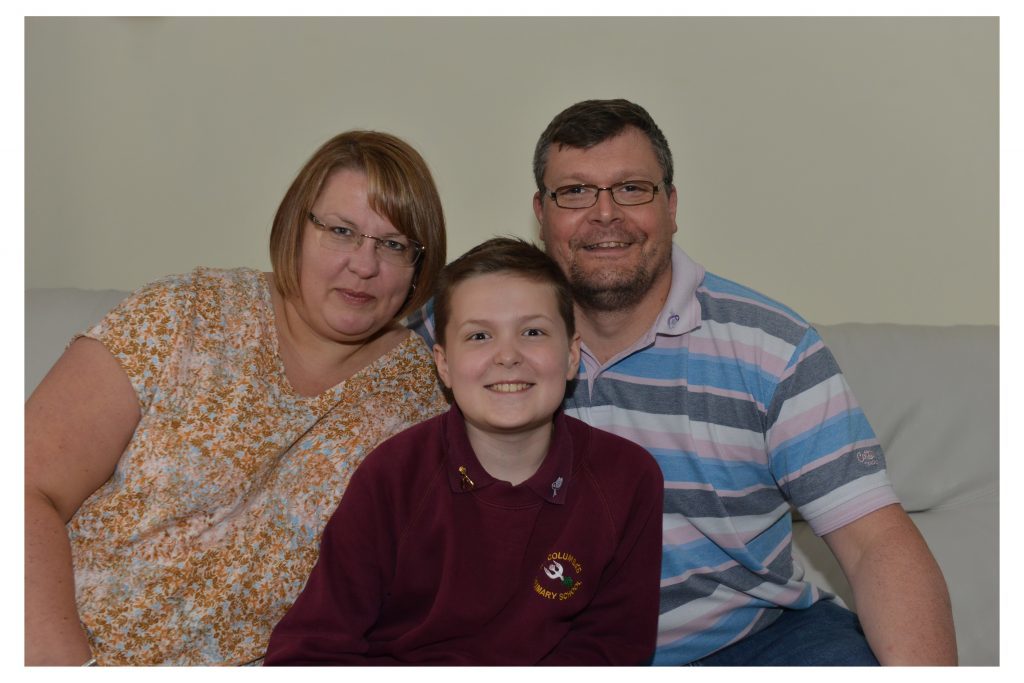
left=443, top=404, right=574, bottom=505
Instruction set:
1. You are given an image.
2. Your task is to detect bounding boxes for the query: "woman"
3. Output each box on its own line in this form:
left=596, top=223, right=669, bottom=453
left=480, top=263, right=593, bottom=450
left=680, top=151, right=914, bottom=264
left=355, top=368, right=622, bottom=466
left=25, top=131, right=448, bottom=665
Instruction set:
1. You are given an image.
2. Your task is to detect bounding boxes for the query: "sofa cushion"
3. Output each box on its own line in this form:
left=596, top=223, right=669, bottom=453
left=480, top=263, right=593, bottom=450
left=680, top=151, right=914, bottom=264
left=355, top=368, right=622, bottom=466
left=25, top=287, right=129, bottom=398
left=816, top=323, right=998, bottom=511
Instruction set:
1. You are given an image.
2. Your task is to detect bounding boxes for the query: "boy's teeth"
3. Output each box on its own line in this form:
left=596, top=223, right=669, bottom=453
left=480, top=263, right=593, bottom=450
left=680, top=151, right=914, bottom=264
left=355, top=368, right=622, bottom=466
left=489, top=383, right=531, bottom=393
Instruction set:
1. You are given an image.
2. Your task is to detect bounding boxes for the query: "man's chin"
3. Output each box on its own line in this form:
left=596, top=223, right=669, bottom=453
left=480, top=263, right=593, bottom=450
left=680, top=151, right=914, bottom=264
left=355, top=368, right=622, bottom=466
left=571, top=279, right=650, bottom=312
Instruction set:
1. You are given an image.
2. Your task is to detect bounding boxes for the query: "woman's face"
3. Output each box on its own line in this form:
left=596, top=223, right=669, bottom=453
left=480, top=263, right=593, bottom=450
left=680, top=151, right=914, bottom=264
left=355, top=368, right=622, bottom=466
left=296, top=168, right=415, bottom=343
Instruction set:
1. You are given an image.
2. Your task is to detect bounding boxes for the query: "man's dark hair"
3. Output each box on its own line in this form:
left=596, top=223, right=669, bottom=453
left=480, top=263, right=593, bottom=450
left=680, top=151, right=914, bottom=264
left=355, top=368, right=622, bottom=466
left=532, top=99, right=674, bottom=195
left=433, top=237, right=575, bottom=347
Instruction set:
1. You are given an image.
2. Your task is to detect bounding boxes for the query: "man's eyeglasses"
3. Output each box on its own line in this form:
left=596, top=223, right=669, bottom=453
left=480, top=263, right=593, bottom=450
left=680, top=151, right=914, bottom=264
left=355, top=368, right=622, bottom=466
left=547, top=180, right=661, bottom=209
left=308, top=213, right=424, bottom=267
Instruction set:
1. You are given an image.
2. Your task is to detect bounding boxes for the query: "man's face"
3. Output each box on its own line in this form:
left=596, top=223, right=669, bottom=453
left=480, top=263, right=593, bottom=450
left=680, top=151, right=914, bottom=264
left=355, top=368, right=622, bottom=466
left=533, top=126, right=678, bottom=313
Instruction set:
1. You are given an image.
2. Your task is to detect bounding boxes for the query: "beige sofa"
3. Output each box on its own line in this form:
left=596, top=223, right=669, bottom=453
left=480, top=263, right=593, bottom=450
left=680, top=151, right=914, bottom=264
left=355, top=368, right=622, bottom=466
left=24, top=288, right=999, bottom=665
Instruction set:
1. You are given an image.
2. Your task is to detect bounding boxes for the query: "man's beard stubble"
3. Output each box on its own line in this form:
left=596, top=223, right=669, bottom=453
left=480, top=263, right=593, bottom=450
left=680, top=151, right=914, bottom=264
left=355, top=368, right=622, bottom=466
left=567, top=246, right=671, bottom=313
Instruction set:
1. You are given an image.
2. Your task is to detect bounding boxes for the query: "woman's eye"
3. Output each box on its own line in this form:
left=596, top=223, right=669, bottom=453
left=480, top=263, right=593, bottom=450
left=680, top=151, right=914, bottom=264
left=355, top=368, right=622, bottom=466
left=381, top=239, right=407, bottom=253
left=330, top=226, right=354, bottom=237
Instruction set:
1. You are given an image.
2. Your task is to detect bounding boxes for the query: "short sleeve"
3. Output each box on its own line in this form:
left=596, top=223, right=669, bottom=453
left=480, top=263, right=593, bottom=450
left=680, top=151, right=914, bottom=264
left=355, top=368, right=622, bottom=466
left=79, top=273, right=196, bottom=411
left=765, top=326, right=899, bottom=536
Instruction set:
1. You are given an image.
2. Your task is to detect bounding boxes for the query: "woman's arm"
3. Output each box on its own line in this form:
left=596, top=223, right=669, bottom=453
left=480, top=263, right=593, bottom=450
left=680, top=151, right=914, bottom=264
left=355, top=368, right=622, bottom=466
left=25, top=338, right=141, bottom=665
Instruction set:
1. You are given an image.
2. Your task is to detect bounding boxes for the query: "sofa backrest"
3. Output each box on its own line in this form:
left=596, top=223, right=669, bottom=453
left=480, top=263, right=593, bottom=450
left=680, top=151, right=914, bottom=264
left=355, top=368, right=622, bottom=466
left=25, top=292, right=1000, bottom=512
left=25, top=287, right=130, bottom=399
left=816, top=323, right=998, bottom=511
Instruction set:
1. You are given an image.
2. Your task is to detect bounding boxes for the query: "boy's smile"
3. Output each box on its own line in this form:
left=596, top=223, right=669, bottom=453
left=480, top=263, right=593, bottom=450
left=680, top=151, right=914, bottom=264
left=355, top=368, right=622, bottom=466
left=433, top=273, right=581, bottom=444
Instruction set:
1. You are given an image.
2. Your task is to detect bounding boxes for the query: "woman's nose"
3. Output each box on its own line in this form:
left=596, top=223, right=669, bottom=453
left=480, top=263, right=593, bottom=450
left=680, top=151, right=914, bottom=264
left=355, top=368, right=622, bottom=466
left=345, top=238, right=381, bottom=277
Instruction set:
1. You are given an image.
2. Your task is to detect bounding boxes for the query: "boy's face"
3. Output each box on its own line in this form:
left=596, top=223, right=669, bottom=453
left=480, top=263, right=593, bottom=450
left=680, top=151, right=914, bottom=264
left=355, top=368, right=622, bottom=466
left=433, top=273, right=581, bottom=441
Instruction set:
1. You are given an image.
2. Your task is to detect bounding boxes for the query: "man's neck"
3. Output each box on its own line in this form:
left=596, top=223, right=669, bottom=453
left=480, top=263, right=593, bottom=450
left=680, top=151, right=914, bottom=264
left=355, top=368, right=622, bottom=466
left=576, top=270, right=673, bottom=365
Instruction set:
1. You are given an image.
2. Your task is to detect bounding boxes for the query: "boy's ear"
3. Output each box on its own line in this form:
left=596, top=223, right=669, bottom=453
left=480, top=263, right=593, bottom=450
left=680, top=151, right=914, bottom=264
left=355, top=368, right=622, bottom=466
left=566, top=332, right=582, bottom=381
left=433, top=344, right=452, bottom=389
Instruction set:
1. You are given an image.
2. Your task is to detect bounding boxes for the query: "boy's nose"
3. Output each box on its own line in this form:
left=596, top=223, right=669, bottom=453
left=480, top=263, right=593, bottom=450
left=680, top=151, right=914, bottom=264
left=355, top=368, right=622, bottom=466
left=494, top=343, right=522, bottom=366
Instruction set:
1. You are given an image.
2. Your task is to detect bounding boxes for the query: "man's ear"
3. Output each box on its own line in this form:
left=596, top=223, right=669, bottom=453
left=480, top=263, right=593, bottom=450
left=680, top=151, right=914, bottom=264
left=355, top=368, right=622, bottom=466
left=433, top=344, right=452, bottom=388
left=667, top=184, right=679, bottom=235
left=566, top=332, right=582, bottom=381
left=533, top=191, right=545, bottom=233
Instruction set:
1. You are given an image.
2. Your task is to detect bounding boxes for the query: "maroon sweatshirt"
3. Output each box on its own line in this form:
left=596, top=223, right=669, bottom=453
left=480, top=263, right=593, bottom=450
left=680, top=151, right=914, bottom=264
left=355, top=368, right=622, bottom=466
left=264, top=405, right=663, bottom=665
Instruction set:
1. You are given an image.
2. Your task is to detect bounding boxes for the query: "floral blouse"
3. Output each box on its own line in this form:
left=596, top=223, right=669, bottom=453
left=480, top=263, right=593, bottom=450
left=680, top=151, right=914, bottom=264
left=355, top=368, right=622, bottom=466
left=67, top=267, right=447, bottom=665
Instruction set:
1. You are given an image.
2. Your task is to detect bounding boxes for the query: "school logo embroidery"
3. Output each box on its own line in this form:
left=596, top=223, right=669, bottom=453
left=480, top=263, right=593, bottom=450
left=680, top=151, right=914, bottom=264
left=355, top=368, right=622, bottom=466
left=533, top=551, right=583, bottom=601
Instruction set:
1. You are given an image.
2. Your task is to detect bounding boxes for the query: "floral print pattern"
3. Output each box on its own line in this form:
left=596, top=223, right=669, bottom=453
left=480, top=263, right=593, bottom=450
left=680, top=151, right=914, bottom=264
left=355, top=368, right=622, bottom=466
left=67, top=267, right=446, bottom=665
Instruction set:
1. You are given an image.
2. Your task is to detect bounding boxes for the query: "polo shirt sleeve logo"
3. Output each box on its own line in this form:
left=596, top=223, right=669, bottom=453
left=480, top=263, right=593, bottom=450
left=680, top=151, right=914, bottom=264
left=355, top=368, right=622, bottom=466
left=533, top=551, right=583, bottom=601
left=855, top=448, right=880, bottom=466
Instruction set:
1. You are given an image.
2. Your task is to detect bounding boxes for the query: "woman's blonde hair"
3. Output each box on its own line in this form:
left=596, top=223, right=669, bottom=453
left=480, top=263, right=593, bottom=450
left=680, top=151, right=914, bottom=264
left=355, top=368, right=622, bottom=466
left=269, top=130, right=446, bottom=318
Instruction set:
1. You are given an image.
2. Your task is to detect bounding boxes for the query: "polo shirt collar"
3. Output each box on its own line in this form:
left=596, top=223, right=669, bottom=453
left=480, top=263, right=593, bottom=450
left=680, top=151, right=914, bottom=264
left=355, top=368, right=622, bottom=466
left=443, top=404, right=574, bottom=505
left=654, top=244, right=705, bottom=337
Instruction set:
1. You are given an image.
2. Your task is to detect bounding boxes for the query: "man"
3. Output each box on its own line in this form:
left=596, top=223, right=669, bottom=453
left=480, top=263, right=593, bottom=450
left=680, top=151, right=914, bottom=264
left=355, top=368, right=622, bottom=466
left=529, top=99, right=955, bottom=665
left=409, top=98, right=955, bottom=665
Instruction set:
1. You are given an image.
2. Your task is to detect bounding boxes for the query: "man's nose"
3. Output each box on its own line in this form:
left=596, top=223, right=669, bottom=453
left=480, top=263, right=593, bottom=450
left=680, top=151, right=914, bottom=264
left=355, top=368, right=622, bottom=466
left=591, top=187, right=623, bottom=221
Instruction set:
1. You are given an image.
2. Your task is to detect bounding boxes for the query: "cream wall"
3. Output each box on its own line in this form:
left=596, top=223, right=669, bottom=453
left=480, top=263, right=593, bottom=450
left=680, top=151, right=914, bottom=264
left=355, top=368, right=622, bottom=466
left=25, top=16, right=997, bottom=325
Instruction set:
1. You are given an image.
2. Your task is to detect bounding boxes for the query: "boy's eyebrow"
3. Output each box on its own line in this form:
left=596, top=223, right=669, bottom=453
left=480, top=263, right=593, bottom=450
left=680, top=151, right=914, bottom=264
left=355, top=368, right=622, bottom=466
left=454, top=313, right=556, bottom=329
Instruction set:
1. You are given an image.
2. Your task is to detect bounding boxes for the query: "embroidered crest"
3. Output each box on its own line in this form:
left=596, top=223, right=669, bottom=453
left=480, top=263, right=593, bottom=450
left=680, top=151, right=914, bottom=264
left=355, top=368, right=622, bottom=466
left=533, top=551, right=583, bottom=601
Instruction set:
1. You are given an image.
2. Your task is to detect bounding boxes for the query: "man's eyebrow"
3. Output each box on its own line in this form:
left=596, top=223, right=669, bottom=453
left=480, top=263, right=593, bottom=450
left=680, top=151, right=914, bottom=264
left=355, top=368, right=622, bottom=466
left=550, top=170, right=656, bottom=184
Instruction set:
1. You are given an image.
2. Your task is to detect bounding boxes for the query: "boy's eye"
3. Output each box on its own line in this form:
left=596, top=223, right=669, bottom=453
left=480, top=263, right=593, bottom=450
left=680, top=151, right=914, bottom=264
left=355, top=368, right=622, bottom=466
left=467, top=332, right=490, bottom=341
left=523, top=328, right=546, bottom=337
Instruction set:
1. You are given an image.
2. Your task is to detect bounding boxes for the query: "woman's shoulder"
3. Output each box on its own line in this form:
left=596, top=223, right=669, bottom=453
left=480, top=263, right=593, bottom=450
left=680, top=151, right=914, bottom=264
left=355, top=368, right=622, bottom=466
left=352, top=329, right=448, bottom=419
left=373, top=327, right=440, bottom=377
left=358, top=410, right=449, bottom=477
left=125, top=267, right=267, bottom=309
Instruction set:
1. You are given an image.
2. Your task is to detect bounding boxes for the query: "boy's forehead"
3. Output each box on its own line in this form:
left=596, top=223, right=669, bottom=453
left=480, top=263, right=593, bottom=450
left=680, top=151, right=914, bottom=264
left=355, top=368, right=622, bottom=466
left=447, top=273, right=566, bottom=327
left=450, top=272, right=556, bottom=307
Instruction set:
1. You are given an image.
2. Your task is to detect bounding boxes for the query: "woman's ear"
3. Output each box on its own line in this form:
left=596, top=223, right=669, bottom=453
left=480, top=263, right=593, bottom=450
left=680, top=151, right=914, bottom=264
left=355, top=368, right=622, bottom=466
left=433, top=344, right=452, bottom=388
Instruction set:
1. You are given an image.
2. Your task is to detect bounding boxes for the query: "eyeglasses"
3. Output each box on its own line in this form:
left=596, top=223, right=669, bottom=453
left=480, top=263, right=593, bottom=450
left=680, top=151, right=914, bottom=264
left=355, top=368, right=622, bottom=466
left=308, top=212, right=424, bottom=267
left=547, top=180, right=661, bottom=209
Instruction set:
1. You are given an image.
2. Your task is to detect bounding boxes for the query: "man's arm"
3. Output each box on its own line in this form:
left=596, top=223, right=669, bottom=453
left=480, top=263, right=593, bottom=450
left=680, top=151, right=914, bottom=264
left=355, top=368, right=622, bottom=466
left=824, top=503, right=957, bottom=665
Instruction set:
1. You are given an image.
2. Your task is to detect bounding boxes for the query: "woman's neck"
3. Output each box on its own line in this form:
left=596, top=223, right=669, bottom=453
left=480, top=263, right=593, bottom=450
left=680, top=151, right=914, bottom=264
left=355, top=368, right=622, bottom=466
left=268, top=280, right=406, bottom=397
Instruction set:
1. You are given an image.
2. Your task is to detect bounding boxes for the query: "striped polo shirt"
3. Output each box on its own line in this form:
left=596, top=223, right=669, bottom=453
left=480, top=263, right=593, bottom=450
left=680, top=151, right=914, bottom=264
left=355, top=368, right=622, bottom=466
left=407, top=244, right=898, bottom=664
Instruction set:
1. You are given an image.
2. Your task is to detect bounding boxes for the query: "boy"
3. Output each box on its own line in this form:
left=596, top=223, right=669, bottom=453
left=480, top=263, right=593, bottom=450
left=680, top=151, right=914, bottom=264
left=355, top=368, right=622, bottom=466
left=264, top=238, right=663, bottom=665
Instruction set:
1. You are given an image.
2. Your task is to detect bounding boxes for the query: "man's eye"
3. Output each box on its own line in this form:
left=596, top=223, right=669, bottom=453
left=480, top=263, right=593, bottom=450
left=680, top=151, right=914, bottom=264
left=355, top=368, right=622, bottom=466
left=559, top=185, right=589, bottom=196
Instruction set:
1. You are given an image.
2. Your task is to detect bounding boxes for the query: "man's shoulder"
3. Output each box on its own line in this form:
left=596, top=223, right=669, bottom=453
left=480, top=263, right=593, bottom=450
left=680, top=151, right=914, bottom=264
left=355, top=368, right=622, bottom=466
left=404, top=298, right=436, bottom=347
left=565, top=415, right=663, bottom=483
left=696, top=270, right=812, bottom=344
